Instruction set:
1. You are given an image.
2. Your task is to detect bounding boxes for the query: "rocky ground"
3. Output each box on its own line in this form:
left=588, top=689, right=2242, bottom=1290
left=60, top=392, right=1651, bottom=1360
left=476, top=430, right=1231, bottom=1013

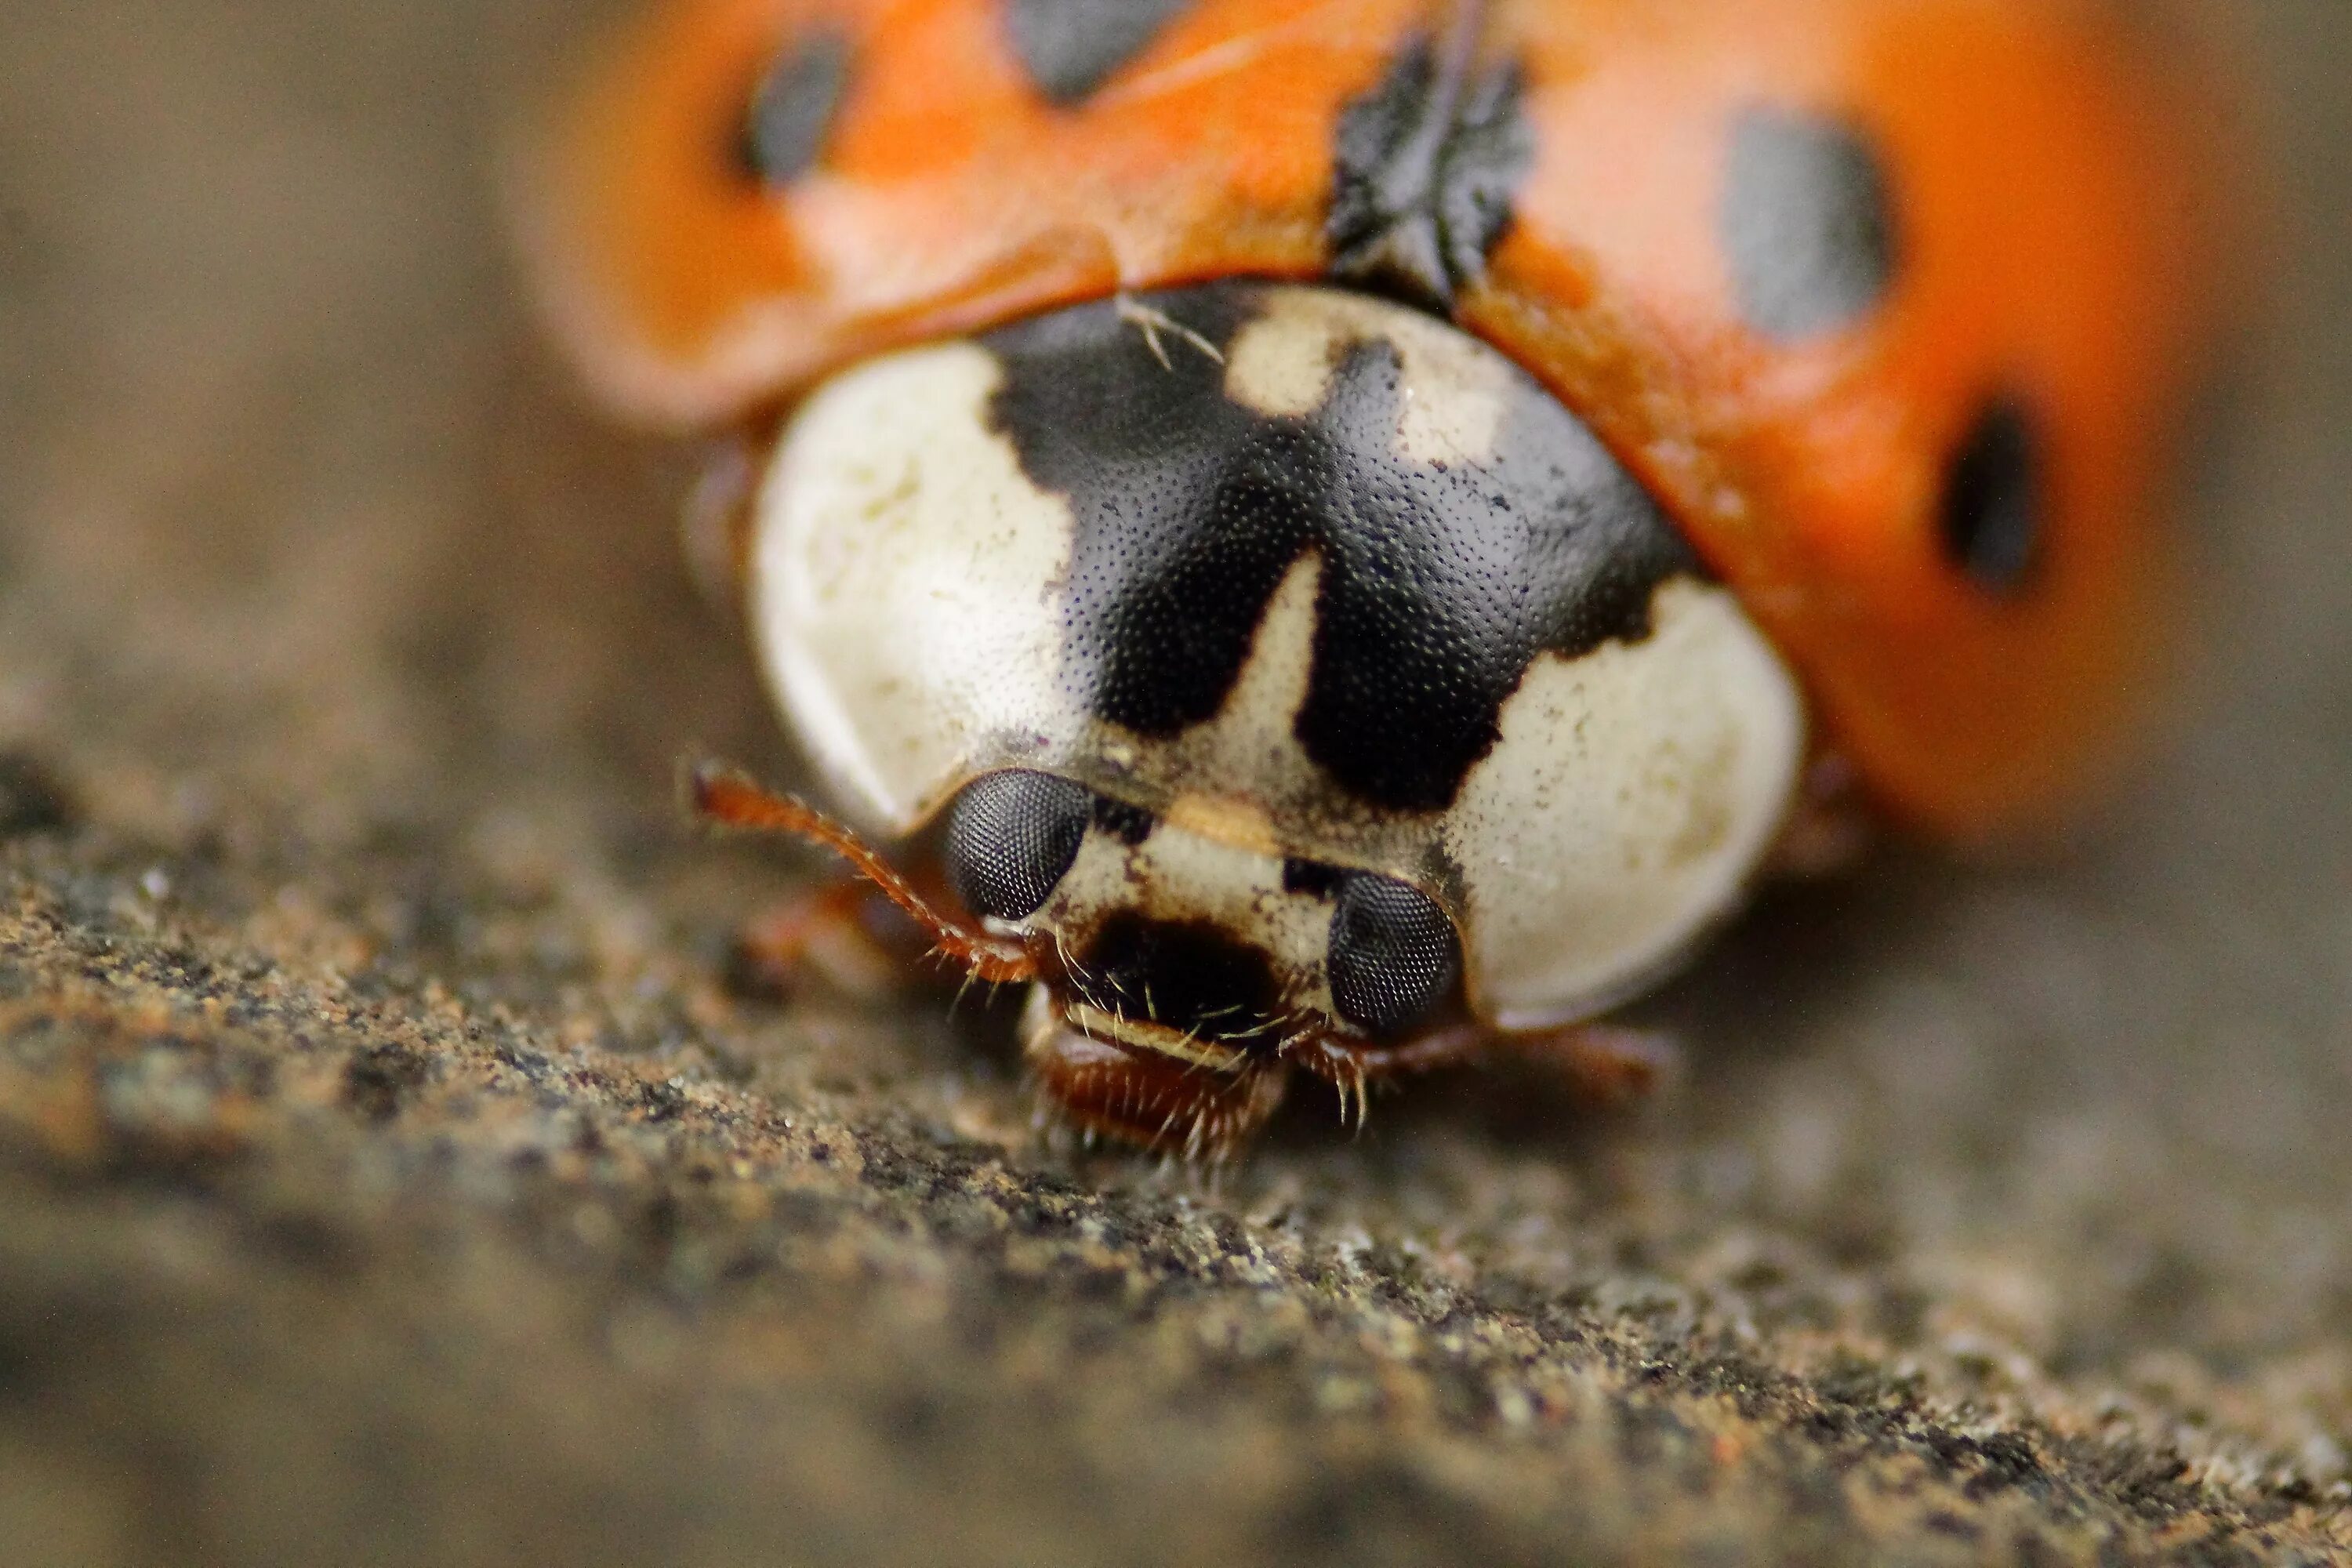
left=1, top=2, right=2347, bottom=1563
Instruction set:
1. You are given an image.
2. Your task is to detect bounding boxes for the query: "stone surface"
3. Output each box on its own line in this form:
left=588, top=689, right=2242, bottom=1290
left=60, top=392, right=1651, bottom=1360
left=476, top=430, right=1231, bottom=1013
left=1, top=2, right=2347, bottom=1564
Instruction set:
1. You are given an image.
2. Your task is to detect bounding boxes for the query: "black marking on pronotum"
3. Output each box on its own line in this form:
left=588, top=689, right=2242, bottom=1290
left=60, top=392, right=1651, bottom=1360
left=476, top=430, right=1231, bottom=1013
left=1091, top=793, right=1157, bottom=846
left=1720, top=106, right=1899, bottom=339
left=984, top=281, right=1700, bottom=814
left=1327, top=23, right=1534, bottom=313
left=736, top=29, right=851, bottom=185
left=1281, top=858, right=1348, bottom=901
left=1003, top=0, right=1189, bottom=107
left=1941, top=395, right=2044, bottom=593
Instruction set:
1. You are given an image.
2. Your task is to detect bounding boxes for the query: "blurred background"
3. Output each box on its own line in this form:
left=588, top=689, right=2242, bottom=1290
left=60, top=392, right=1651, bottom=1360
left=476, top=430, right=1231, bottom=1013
left=0, top=2, right=2347, bottom=1563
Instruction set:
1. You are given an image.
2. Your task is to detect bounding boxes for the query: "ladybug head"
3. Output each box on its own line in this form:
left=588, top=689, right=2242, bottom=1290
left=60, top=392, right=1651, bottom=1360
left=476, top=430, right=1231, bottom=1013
left=934, top=764, right=1469, bottom=1152
left=743, top=281, right=1806, bottom=1152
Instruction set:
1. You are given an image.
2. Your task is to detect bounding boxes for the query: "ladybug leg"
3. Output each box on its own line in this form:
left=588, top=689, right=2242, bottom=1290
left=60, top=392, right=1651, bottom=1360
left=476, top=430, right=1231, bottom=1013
left=1292, top=1021, right=1676, bottom=1125
left=678, top=430, right=769, bottom=607
left=728, top=878, right=934, bottom=1001
left=1766, top=751, right=1875, bottom=878
left=694, top=768, right=1036, bottom=992
left=1505, top=1022, right=1679, bottom=1105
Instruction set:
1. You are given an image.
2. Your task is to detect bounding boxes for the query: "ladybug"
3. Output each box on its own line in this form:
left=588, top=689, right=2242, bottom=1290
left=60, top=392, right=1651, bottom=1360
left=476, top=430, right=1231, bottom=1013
left=516, top=0, right=2221, bottom=1153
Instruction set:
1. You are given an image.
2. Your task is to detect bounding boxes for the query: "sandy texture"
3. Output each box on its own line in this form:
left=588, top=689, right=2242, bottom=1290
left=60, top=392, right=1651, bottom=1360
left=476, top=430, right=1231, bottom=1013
left=1, top=2, right=2347, bottom=1563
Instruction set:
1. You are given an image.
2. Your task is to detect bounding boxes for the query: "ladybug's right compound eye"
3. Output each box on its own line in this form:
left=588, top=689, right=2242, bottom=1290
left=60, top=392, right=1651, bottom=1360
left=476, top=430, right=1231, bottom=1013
left=1325, top=873, right=1461, bottom=1038
left=943, top=771, right=1093, bottom=921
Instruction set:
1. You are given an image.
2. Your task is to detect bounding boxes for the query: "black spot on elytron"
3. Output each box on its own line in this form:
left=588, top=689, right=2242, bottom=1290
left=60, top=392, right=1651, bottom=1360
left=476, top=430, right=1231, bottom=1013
left=1281, top=858, right=1347, bottom=900
left=1941, top=396, right=2043, bottom=593
left=943, top=769, right=1092, bottom=920
left=1091, top=793, right=1156, bottom=846
left=984, top=281, right=1700, bottom=813
left=1074, top=912, right=1286, bottom=1048
left=1327, top=32, right=1534, bottom=312
left=736, top=29, right=851, bottom=186
left=1003, top=0, right=1189, bottom=107
left=1326, top=873, right=1460, bottom=1037
left=1721, top=106, right=1898, bottom=339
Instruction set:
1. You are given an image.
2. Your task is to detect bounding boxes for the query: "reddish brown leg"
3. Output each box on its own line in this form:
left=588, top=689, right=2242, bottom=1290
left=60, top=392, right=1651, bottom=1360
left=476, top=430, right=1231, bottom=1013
left=729, top=878, right=934, bottom=1001
left=1512, top=1023, right=1679, bottom=1105
left=1294, top=1020, right=1678, bottom=1115
left=678, top=432, right=765, bottom=608
left=1766, top=751, right=1875, bottom=879
left=693, top=767, right=1034, bottom=984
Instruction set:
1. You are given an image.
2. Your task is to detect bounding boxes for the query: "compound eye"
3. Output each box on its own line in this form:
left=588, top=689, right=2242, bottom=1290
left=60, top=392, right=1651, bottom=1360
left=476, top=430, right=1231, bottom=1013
left=1326, top=874, right=1461, bottom=1037
left=943, top=771, right=1093, bottom=921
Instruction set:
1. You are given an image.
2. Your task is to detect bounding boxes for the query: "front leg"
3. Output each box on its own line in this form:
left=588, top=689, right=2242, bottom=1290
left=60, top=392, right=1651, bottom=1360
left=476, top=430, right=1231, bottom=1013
left=695, top=768, right=1037, bottom=996
left=1294, top=1019, right=1679, bottom=1119
left=728, top=877, right=934, bottom=1000
left=1766, top=752, right=1875, bottom=879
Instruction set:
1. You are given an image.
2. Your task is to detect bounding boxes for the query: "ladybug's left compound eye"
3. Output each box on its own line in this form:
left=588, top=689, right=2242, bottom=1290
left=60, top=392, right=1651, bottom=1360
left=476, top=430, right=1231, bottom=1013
left=1326, top=875, right=1461, bottom=1037
left=943, top=770, right=1093, bottom=922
